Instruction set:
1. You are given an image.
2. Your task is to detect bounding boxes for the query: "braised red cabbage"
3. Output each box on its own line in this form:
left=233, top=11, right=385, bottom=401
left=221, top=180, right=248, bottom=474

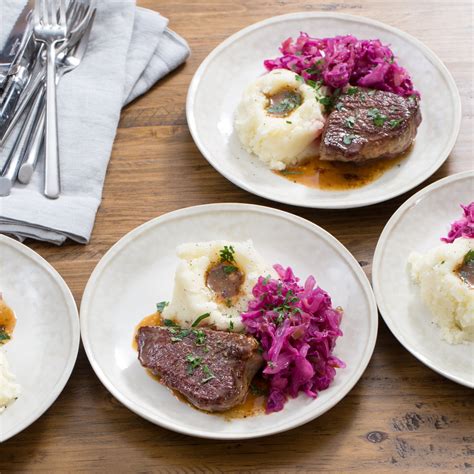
left=441, top=202, right=474, bottom=243
left=264, top=33, right=419, bottom=98
left=241, top=264, right=344, bottom=413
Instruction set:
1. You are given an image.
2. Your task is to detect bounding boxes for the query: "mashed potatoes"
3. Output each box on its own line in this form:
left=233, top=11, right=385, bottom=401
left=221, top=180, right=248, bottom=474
left=162, top=240, right=275, bottom=332
left=235, top=69, right=326, bottom=170
left=408, top=237, right=474, bottom=344
left=0, top=350, right=20, bottom=413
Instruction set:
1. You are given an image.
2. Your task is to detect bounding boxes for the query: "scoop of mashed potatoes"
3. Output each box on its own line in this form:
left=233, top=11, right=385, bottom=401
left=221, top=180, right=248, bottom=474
left=234, top=68, right=326, bottom=170
left=0, top=350, right=20, bottom=413
left=408, top=237, right=474, bottom=344
left=162, top=240, right=275, bottom=332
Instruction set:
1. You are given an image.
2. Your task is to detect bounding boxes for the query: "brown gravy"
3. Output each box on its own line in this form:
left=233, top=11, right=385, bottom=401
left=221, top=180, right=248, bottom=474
left=206, top=261, right=244, bottom=302
left=266, top=88, right=302, bottom=118
left=457, top=251, right=474, bottom=287
left=133, top=312, right=267, bottom=418
left=275, top=149, right=410, bottom=190
left=0, top=299, right=16, bottom=342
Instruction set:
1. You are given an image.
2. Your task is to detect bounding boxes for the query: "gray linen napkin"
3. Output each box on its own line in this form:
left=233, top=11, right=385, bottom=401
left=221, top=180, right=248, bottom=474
left=0, top=1, right=190, bottom=244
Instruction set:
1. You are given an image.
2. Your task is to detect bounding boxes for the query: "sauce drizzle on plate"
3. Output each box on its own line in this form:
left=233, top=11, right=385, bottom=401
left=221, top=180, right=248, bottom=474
left=275, top=147, right=411, bottom=190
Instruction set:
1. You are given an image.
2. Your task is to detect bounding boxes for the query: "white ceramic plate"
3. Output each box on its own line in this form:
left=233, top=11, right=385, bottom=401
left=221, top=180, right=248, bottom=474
left=187, top=12, right=461, bottom=209
left=373, top=171, right=474, bottom=388
left=0, top=236, right=80, bottom=442
left=80, top=204, right=378, bottom=439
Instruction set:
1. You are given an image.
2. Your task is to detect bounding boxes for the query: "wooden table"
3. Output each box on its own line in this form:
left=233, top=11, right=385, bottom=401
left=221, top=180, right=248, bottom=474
left=2, top=0, right=473, bottom=471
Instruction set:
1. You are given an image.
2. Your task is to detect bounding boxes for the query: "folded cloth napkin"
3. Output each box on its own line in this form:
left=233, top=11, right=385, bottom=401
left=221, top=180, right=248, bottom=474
left=0, top=1, right=190, bottom=244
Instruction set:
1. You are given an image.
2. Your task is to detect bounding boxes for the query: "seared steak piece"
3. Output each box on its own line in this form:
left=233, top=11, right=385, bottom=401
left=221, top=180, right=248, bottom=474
left=320, top=88, right=421, bottom=162
left=137, top=326, right=263, bottom=412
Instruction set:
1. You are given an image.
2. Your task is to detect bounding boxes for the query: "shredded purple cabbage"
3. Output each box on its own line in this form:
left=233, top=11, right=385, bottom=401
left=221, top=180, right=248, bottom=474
left=264, top=33, right=419, bottom=97
left=441, top=202, right=474, bottom=243
left=241, top=264, right=344, bottom=413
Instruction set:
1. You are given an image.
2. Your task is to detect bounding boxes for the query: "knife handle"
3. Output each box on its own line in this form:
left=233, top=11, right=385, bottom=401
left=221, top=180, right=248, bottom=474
left=18, top=89, right=46, bottom=184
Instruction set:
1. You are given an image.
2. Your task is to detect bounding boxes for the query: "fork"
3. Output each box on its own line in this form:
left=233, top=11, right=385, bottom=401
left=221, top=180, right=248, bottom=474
left=33, top=0, right=67, bottom=199
left=18, top=7, right=96, bottom=184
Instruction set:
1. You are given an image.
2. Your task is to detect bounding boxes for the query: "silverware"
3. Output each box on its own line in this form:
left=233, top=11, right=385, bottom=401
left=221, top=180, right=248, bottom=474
left=19, top=7, right=96, bottom=185
left=0, top=88, right=43, bottom=196
left=0, top=0, right=88, bottom=147
left=33, top=0, right=68, bottom=199
left=17, top=97, right=45, bottom=184
left=0, top=0, right=34, bottom=89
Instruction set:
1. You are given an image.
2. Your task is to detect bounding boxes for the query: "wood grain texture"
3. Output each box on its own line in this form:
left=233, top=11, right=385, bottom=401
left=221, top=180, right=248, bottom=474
left=1, top=0, right=473, bottom=472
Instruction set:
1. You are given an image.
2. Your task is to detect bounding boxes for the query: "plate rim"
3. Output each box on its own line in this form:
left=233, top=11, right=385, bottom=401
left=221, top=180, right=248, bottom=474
left=186, top=11, right=462, bottom=209
left=0, top=235, right=80, bottom=442
left=372, top=170, right=474, bottom=389
left=80, top=203, right=378, bottom=439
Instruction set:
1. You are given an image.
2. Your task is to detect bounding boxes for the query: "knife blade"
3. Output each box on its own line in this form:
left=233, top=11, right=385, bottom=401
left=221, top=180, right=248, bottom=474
left=0, top=0, right=34, bottom=89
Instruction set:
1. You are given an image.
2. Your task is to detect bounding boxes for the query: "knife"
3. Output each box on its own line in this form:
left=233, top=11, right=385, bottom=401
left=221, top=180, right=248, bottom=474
left=0, top=0, right=34, bottom=90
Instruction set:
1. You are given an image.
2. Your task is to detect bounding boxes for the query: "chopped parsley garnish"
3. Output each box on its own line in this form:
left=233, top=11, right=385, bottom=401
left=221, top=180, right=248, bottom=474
left=286, top=120, right=292, bottom=124
left=0, top=330, right=10, bottom=342
left=228, top=320, right=234, bottom=331
left=272, top=290, right=300, bottom=325
left=201, top=365, right=215, bottom=384
left=306, top=79, right=322, bottom=89
left=295, top=74, right=304, bottom=83
left=343, top=134, right=357, bottom=145
left=305, top=60, right=324, bottom=76
left=367, top=108, right=387, bottom=126
left=191, top=313, right=211, bottom=328
left=223, top=265, right=238, bottom=274
left=170, top=328, right=191, bottom=342
left=156, top=301, right=169, bottom=313
left=318, top=88, right=341, bottom=113
left=335, top=102, right=345, bottom=111
left=163, top=318, right=178, bottom=327
left=193, top=329, right=206, bottom=346
left=319, top=96, right=332, bottom=106
left=225, top=298, right=232, bottom=308
left=347, top=86, right=359, bottom=95
left=262, top=274, right=271, bottom=285
left=345, top=116, right=356, bottom=129
left=463, top=249, right=474, bottom=265
left=219, top=245, right=235, bottom=263
left=186, top=354, right=202, bottom=374
left=388, top=119, right=402, bottom=128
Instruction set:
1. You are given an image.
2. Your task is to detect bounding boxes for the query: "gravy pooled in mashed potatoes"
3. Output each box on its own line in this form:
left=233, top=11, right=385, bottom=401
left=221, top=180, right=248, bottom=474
left=234, top=69, right=326, bottom=170
left=162, top=240, right=275, bottom=331
left=408, top=237, right=474, bottom=344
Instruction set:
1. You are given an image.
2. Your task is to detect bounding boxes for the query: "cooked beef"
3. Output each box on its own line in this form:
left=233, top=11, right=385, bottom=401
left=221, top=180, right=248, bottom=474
left=137, top=326, right=263, bottom=412
left=320, top=88, right=421, bottom=162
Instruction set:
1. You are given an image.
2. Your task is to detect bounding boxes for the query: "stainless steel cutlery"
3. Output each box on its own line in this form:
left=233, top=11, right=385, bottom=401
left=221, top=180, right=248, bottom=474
left=0, top=0, right=95, bottom=198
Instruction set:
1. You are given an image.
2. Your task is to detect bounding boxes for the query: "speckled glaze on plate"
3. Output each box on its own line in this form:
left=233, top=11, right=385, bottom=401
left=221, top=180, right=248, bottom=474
left=186, top=12, right=461, bottom=209
left=80, top=204, right=378, bottom=439
left=0, top=236, right=80, bottom=442
left=373, top=171, right=474, bottom=388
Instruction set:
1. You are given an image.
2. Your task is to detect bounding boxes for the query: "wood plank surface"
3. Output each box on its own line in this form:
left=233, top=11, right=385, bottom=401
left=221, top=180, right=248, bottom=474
left=1, top=0, right=473, bottom=472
